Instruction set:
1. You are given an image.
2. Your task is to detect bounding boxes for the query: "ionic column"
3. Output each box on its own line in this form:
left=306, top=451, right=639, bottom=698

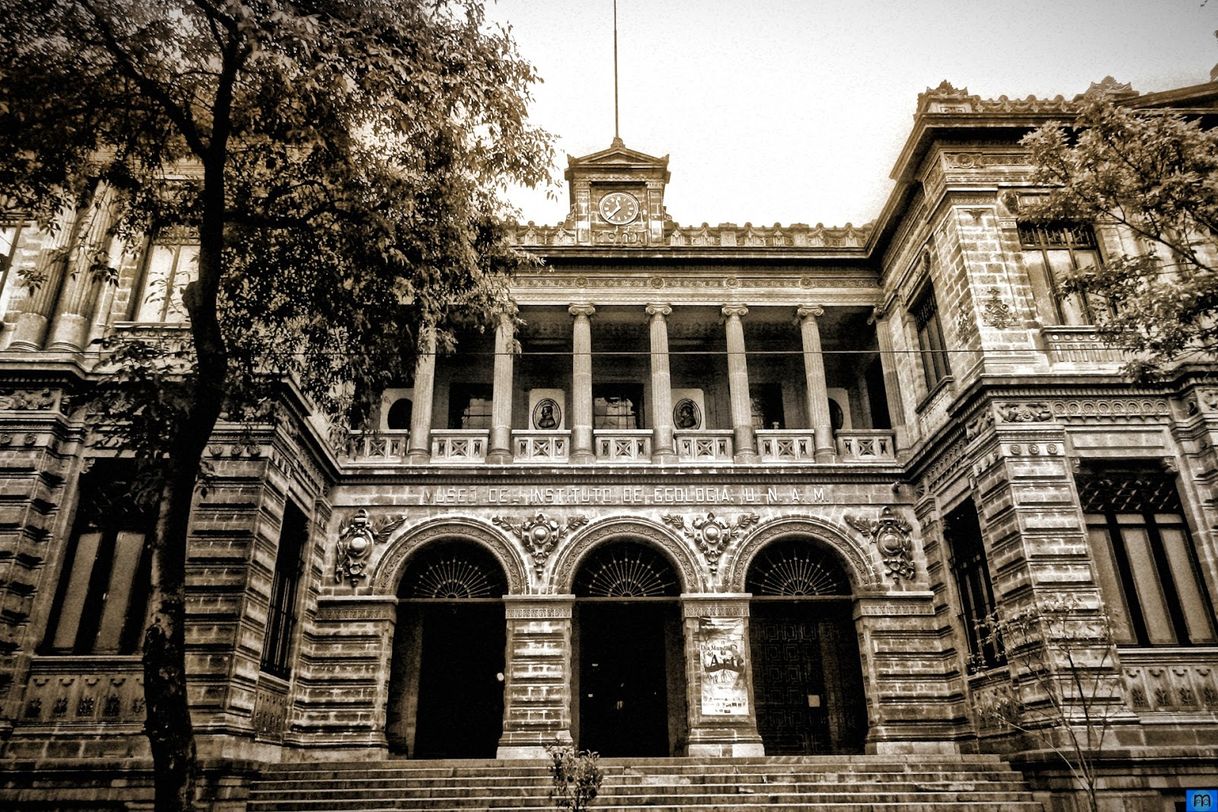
left=871, top=306, right=908, bottom=452
left=647, top=303, right=676, bottom=464
left=797, top=305, right=836, bottom=462
left=486, top=313, right=515, bottom=464
left=8, top=205, right=81, bottom=351
left=568, top=304, right=596, bottom=463
left=47, top=184, right=115, bottom=351
left=721, top=305, right=758, bottom=463
left=497, top=596, right=575, bottom=759
left=407, top=326, right=437, bottom=464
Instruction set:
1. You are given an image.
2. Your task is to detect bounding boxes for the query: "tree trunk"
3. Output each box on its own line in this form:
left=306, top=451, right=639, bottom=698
left=143, top=151, right=230, bottom=811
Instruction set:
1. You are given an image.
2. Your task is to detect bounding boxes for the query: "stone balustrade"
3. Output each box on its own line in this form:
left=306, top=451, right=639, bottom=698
left=594, top=429, right=651, bottom=463
left=756, top=429, right=817, bottom=462
left=512, top=430, right=570, bottom=463
left=430, top=429, right=489, bottom=463
left=837, top=430, right=897, bottom=462
left=674, top=430, right=734, bottom=463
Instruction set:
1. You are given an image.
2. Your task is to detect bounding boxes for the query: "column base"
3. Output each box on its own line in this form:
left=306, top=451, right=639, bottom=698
left=569, top=451, right=596, bottom=464
left=497, top=740, right=569, bottom=760
left=732, top=451, right=760, bottom=464
left=407, top=449, right=432, bottom=464
left=45, top=313, right=88, bottom=352
left=652, top=449, right=677, bottom=464
left=814, top=446, right=837, bottom=463
left=687, top=740, right=766, bottom=757
left=486, top=449, right=514, bottom=464
left=7, top=312, right=49, bottom=351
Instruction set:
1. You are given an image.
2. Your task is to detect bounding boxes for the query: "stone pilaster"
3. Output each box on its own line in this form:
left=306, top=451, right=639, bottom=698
left=647, top=303, right=676, bottom=464
left=486, top=313, right=515, bottom=464
left=407, top=327, right=436, bottom=464
left=8, top=207, right=80, bottom=351
left=721, top=305, right=759, bottom=463
left=46, top=185, right=115, bottom=352
left=797, top=305, right=836, bottom=462
left=568, top=304, right=596, bottom=464
left=497, top=596, right=575, bottom=758
left=870, top=305, right=909, bottom=453
left=681, top=594, right=764, bottom=757
left=854, top=591, right=967, bottom=754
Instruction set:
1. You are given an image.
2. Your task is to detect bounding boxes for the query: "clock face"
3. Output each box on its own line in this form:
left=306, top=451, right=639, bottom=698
left=598, top=191, right=640, bottom=225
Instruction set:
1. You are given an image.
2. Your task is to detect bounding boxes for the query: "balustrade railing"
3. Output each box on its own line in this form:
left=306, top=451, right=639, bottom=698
left=513, top=430, right=570, bottom=463
left=837, top=430, right=896, bottom=462
left=430, top=429, right=489, bottom=463
left=594, top=429, right=651, bottom=463
left=346, top=431, right=409, bottom=463
left=674, top=430, right=733, bottom=462
left=756, top=429, right=816, bottom=462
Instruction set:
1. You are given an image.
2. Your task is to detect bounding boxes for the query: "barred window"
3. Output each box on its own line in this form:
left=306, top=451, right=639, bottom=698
left=261, top=501, right=308, bottom=678
left=1076, top=467, right=1216, bottom=646
left=43, top=461, right=152, bottom=655
left=944, top=499, right=1003, bottom=670
left=594, top=383, right=643, bottom=430
left=1019, top=222, right=1108, bottom=326
left=913, top=287, right=950, bottom=391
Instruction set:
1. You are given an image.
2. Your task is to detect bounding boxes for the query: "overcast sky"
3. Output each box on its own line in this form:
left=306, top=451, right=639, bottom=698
left=484, top=0, right=1218, bottom=228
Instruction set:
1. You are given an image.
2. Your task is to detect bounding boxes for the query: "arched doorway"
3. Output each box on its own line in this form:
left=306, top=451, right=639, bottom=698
left=573, top=540, right=687, bottom=756
left=747, top=538, right=867, bottom=754
left=387, top=540, right=507, bottom=758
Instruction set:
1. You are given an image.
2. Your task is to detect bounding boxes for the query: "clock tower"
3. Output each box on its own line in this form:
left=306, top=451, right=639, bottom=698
left=563, top=136, right=671, bottom=246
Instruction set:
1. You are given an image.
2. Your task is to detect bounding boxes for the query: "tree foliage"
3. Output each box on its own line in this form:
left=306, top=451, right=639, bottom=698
left=1022, top=93, right=1218, bottom=377
left=0, top=2, right=552, bottom=809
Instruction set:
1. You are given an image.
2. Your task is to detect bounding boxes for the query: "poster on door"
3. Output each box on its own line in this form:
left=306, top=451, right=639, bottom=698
left=698, top=617, right=749, bottom=716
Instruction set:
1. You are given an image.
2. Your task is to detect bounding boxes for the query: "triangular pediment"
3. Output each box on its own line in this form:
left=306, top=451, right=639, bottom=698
left=565, top=138, right=670, bottom=182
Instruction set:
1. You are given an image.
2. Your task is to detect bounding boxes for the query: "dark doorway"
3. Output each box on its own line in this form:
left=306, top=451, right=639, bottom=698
left=388, top=540, right=507, bottom=759
left=573, top=540, right=685, bottom=756
left=578, top=602, right=674, bottom=756
left=747, top=539, right=867, bottom=755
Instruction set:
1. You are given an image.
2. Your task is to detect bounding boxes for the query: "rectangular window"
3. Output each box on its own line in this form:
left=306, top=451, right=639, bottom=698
left=262, top=501, right=308, bottom=679
left=44, top=460, right=153, bottom=656
left=448, top=383, right=493, bottom=430
left=1076, top=467, right=1217, bottom=646
left=913, top=287, right=951, bottom=391
left=1019, top=221, right=1107, bottom=326
left=593, top=383, right=643, bottom=430
left=943, top=499, right=1003, bottom=670
left=134, top=237, right=198, bottom=322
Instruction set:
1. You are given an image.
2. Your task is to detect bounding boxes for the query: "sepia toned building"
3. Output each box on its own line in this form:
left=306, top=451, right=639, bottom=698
left=1, top=76, right=1217, bottom=810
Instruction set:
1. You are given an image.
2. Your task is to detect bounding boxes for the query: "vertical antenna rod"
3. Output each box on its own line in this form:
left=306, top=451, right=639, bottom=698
left=613, top=0, right=620, bottom=142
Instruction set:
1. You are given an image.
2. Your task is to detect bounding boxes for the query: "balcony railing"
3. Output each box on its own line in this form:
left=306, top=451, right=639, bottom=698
left=837, top=430, right=896, bottom=462
left=674, top=430, right=733, bottom=463
left=431, top=429, right=488, bottom=463
left=595, top=429, right=651, bottom=463
left=346, top=431, right=409, bottom=463
left=757, top=429, right=816, bottom=462
left=513, top=430, right=570, bottom=463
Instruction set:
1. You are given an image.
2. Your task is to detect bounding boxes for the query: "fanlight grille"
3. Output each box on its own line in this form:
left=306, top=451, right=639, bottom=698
left=400, top=542, right=506, bottom=599
left=746, top=540, right=849, bottom=597
left=575, top=542, right=679, bottom=598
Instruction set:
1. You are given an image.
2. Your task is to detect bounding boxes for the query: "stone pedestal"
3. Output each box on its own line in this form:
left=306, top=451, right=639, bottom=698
left=681, top=594, right=764, bottom=757
left=497, top=596, right=575, bottom=759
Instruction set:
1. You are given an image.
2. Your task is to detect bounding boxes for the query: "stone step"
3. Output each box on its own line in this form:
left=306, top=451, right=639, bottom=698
left=249, top=778, right=1034, bottom=795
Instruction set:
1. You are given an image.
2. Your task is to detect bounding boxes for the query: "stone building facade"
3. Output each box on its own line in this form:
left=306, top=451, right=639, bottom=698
left=1, top=77, right=1217, bottom=809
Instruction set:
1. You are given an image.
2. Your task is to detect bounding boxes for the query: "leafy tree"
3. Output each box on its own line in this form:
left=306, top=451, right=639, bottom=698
left=1021, top=92, right=1218, bottom=377
left=0, top=1, right=551, bottom=809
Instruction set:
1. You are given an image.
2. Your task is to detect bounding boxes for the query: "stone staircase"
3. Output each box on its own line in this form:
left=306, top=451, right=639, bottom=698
left=248, top=754, right=1047, bottom=811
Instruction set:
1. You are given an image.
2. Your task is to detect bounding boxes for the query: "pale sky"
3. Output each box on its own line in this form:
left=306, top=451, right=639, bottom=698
left=485, top=0, right=1218, bottom=228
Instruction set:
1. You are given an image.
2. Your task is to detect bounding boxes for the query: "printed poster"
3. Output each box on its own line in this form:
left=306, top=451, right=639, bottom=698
left=698, top=617, right=749, bottom=716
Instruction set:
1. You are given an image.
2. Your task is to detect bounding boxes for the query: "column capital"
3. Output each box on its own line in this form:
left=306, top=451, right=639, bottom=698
left=796, top=304, right=825, bottom=320
left=721, top=304, right=749, bottom=319
left=645, top=302, right=672, bottom=319
left=568, top=303, right=596, bottom=319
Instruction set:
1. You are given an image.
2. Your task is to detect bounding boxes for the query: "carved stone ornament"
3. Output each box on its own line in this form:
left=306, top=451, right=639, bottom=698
left=334, top=508, right=407, bottom=587
left=982, top=287, right=1014, bottom=328
left=996, top=402, right=1052, bottom=423
left=662, top=512, right=760, bottom=573
left=493, top=512, right=588, bottom=576
left=0, top=388, right=57, bottom=411
left=844, top=507, right=915, bottom=583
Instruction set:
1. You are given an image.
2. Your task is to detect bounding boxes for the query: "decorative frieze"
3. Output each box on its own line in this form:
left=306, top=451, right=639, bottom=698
left=662, top=512, right=760, bottom=574
left=1048, top=398, right=1170, bottom=421
left=334, top=508, right=408, bottom=587
left=844, top=506, right=916, bottom=583
left=492, top=512, right=588, bottom=576
left=996, top=402, right=1052, bottom=423
left=1124, top=660, right=1218, bottom=713
left=0, top=388, right=58, bottom=411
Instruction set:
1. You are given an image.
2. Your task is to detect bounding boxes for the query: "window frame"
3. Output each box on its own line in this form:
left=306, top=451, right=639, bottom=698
left=261, top=500, right=309, bottom=679
left=1018, top=221, right=1109, bottom=326
left=943, top=499, right=1004, bottom=671
left=911, top=286, right=951, bottom=393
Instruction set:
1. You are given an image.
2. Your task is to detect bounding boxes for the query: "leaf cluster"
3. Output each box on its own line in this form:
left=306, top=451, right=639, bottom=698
left=1022, top=95, right=1218, bottom=377
left=0, top=0, right=555, bottom=450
